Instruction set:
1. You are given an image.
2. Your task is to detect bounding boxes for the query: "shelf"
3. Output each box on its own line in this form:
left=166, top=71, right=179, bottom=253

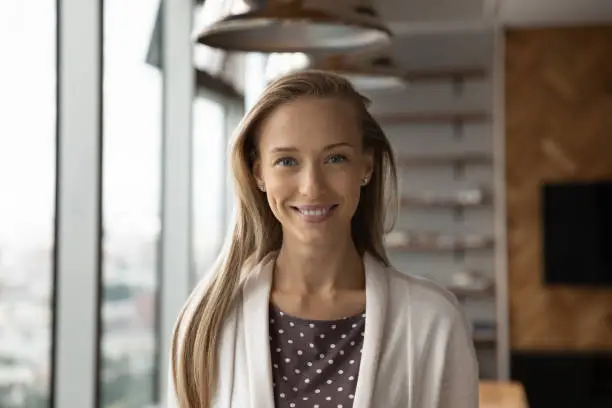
left=400, top=195, right=491, bottom=209
left=397, top=153, right=493, bottom=166
left=448, top=285, right=495, bottom=300
left=375, top=111, right=490, bottom=125
left=474, top=332, right=497, bottom=347
left=402, top=66, right=487, bottom=82
left=473, top=322, right=497, bottom=347
left=386, top=240, right=495, bottom=252
left=385, top=231, right=495, bottom=252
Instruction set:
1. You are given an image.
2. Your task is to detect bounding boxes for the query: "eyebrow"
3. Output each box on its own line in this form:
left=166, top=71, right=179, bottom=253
left=269, top=142, right=354, bottom=154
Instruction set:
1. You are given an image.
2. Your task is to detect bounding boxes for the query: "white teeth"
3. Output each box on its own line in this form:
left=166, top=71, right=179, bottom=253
left=298, top=208, right=329, bottom=216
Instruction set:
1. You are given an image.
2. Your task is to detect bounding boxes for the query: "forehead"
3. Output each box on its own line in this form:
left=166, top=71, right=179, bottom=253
left=257, top=96, right=362, bottom=152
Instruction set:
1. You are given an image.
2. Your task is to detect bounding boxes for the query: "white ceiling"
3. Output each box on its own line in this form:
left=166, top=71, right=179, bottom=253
left=378, top=0, right=492, bottom=35
left=390, top=31, right=493, bottom=70
left=374, top=0, right=494, bottom=70
left=378, top=0, right=486, bottom=26
left=373, top=0, right=612, bottom=69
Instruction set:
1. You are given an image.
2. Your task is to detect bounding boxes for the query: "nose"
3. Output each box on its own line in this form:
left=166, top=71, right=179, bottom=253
left=299, top=164, right=326, bottom=198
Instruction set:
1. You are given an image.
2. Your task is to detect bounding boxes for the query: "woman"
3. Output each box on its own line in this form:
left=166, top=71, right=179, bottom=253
left=168, top=70, right=478, bottom=408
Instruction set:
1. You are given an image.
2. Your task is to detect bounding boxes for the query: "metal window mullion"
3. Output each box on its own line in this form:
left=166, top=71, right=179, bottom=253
left=53, top=0, right=102, bottom=407
left=158, top=0, right=195, bottom=402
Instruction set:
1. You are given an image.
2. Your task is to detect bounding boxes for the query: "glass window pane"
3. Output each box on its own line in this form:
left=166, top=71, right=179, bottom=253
left=0, top=2, right=56, bottom=407
left=192, top=97, right=227, bottom=282
left=193, top=0, right=248, bottom=76
left=265, top=53, right=310, bottom=81
left=102, top=1, right=161, bottom=407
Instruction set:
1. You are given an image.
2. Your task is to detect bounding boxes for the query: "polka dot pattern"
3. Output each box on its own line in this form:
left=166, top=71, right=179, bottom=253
left=269, top=304, right=365, bottom=408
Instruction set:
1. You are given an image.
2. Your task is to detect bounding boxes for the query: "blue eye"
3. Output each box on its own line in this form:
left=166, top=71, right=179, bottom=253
left=326, top=154, right=347, bottom=164
left=275, top=157, right=297, bottom=167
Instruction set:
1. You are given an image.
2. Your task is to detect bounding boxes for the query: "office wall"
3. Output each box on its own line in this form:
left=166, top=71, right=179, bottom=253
left=505, top=26, right=612, bottom=350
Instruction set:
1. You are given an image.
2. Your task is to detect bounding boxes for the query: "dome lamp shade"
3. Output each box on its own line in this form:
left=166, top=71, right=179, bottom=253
left=195, top=0, right=392, bottom=53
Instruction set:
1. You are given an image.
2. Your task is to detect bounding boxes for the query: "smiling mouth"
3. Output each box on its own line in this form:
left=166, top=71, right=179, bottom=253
left=291, top=204, right=338, bottom=221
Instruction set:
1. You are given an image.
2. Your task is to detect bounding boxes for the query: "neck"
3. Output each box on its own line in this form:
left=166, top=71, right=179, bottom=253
left=273, top=233, right=365, bottom=295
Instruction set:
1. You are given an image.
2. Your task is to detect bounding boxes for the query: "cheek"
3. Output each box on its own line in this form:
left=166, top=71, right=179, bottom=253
left=264, top=175, right=293, bottom=210
left=264, top=172, right=289, bottom=191
left=329, top=172, right=362, bottom=207
left=346, top=183, right=363, bottom=213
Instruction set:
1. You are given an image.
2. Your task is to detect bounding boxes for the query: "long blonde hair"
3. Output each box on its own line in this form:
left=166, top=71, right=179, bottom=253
left=170, top=70, right=399, bottom=408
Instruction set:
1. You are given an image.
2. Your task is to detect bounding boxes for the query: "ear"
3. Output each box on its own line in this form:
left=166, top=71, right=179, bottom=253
left=252, top=159, right=265, bottom=192
left=253, top=158, right=261, bottom=182
left=363, top=148, right=374, bottom=182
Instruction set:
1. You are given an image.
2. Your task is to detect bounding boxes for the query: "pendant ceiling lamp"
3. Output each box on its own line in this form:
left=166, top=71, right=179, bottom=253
left=308, top=50, right=407, bottom=91
left=195, top=0, right=392, bottom=53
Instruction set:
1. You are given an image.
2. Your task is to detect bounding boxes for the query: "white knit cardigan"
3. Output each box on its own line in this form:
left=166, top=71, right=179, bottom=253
left=167, top=252, right=479, bottom=408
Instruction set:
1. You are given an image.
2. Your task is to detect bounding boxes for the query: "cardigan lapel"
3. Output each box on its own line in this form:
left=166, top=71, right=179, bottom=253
left=352, top=254, right=389, bottom=408
left=240, top=252, right=389, bottom=408
left=241, top=255, right=276, bottom=408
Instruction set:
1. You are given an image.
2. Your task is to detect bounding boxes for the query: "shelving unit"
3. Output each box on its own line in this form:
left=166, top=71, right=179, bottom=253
left=402, top=66, right=487, bottom=82
left=399, top=194, right=491, bottom=208
left=449, top=284, right=495, bottom=300
left=386, top=240, right=495, bottom=252
left=397, top=153, right=493, bottom=166
left=375, top=111, right=490, bottom=125
left=375, top=63, right=499, bottom=376
left=473, top=319, right=498, bottom=348
left=474, top=331, right=497, bottom=347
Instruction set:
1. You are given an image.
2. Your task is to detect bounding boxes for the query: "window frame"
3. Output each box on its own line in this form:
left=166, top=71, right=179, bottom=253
left=53, top=0, right=210, bottom=407
left=53, top=0, right=103, bottom=407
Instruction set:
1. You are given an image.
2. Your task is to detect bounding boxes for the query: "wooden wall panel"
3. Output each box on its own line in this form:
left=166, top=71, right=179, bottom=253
left=506, top=26, right=612, bottom=350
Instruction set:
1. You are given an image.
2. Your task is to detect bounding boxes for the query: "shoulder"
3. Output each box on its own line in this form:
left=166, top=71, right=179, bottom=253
left=383, top=264, right=464, bottom=326
left=385, top=265, right=460, bottom=308
left=382, top=265, right=475, bottom=359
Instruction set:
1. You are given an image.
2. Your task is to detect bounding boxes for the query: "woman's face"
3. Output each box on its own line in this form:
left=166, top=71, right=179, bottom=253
left=254, top=96, right=373, bottom=247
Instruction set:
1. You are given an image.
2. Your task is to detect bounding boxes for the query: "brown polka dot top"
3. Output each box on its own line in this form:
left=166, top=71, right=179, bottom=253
left=268, top=304, right=365, bottom=408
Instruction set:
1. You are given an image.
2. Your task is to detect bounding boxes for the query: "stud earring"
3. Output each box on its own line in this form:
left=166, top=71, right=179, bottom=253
left=361, top=177, right=369, bottom=186
left=258, top=182, right=266, bottom=192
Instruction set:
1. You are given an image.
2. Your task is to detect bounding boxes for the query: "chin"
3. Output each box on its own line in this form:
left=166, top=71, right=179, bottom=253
left=287, top=218, right=350, bottom=247
left=292, top=231, right=338, bottom=247
left=276, top=204, right=353, bottom=245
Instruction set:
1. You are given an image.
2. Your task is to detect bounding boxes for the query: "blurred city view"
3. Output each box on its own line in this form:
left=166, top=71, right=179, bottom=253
left=0, top=1, right=227, bottom=407
left=0, top=0, right=57, bottom=405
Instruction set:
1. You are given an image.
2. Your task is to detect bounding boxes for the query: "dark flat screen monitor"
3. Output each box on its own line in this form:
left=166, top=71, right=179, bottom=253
left=542, top=180, right=612, bottom=286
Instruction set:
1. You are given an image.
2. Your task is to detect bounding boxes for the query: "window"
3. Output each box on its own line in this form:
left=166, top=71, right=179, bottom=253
left=102, top=0, right=161, bottom=407
left=193, top=0, right=248, bottom=76
left=191, top=1, right=247, bottom=284
left=192, top=96, right=228, bottom=282
left=265, top=52, right=310, bottom=81
left=0, top=2, right=56, bottom=407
